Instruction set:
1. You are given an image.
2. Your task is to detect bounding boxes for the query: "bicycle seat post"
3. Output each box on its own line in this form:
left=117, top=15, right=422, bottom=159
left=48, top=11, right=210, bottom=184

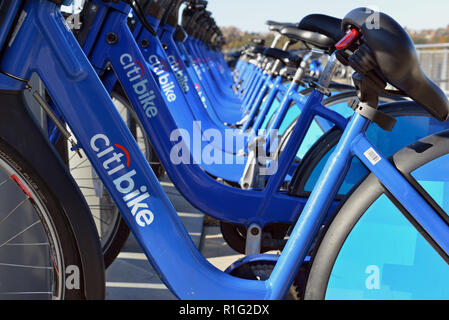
left=269, top=40, right=292, bottom=75
left=290, top=51, right=314, bottom=85
left=315, top=52, right=340, bottom=93
left=270, top=33, right=283, bottom=48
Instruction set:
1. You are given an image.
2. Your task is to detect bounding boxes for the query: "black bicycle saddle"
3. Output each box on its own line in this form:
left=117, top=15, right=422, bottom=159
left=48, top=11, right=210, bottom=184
left=297, top=14, right=345, bottom=44
left=280, top=14, right=344, bottom=52
left=263, top=47, right=302, bottom=68
left=280, top=26, right=336, bottom=52
left=265, top=20, right=298, bottom=33
left=251, top=38, right=266, bottom=46
left=247, top=45, right=267, bottom=55
left=342, top=8, right=449, bottom=121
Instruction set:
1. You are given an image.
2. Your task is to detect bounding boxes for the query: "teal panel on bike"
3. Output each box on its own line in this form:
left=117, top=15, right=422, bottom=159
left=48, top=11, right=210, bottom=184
left=296, top=100, right=351, bottom=159
left=326, top=194, right=449, bottom=299
left=283, top=99, right=347, bottom=160
left=296, top=118, right=327, bottom=159
left=412, top=153, right=449, bottom=218
left=261, top=99, right=281, bottom=130
left=304, top=116, right=448, bottom=196
left=327, top=101, right=354, bottom=119
left=278, top=103, right=301, bottom=135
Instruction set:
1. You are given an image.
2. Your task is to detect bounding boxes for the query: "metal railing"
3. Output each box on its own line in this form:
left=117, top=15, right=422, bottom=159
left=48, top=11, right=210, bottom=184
left=416, top=43, right=449, bottom=92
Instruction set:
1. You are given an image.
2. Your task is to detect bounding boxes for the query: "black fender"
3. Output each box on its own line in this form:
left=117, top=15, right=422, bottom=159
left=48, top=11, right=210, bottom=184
left=0, top=90, right=105, bottom=299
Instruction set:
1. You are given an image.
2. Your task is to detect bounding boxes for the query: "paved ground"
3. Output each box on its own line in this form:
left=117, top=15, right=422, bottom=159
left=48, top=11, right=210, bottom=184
left=105, top=176, right=243, bottom=300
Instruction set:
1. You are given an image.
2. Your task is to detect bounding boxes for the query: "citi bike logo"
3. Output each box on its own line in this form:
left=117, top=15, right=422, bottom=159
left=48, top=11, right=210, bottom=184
left=189, top=54, right=203, bottom=80
left=120, top=54, right=158, bottom=119
left=194, top=83, right=208, bottom=108
left=90, top=134, right=155, bottom=228
left=218, top=63, right=224, bottom=74
left=168, top=55, right=190, bottom=94
left=149, top=55, right=177, bottom=102
left=169, top=122, right=280, bottom=177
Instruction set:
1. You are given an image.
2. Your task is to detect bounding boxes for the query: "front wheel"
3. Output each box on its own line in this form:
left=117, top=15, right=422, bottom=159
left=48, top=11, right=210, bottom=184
left=0, top=138, right=97, bottom=299
left=305, top=129, right=449, bottom=299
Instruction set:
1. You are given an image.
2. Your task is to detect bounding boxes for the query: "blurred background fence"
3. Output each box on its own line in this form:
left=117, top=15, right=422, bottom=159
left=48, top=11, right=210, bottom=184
left=416, top=43, right=449, bottom=92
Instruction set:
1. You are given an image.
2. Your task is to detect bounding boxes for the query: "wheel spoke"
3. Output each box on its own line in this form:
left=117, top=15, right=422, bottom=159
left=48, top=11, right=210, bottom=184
left=89, top=204, right=115, bottom=208
left=70, top=158, right=89, bottom=171
left=0, top=220, right=41, bottom=249
left=0, top=177, right=11, bottom=189
left=0, top=262, right=52, bottom=270
left=69, top=164, right=92, bottom=171
left=91, top=213, right=111, bottom=225
left=0, top=197, right=29, bottom=227
left=4, top=242, right=49, bottom=246
left=0, top=292, right=52, bottom=295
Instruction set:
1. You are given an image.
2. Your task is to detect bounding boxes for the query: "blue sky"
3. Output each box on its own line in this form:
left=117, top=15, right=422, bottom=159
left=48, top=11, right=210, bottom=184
left=206, top=0, right=449, bottom=32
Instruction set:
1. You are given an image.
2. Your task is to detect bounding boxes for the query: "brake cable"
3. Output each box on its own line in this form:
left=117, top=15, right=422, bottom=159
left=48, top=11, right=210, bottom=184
left=123, top=0, right=157, bottom=36
left=0, top=70, right=83, bottom=158
left=0, top=70, right=31, bottom=90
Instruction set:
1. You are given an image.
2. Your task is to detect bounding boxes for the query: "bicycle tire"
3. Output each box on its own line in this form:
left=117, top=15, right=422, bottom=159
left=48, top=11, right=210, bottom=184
left=0, top=137, right=101, bottom=299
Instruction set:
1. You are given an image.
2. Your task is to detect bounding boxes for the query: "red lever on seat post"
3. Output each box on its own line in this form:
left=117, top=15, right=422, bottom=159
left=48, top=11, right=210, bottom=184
left=335, top=28, right=359, bottom=50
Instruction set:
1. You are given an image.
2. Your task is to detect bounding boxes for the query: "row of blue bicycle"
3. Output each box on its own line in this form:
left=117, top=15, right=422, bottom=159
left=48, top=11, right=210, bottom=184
left=0, top=0, right=448, bottom=299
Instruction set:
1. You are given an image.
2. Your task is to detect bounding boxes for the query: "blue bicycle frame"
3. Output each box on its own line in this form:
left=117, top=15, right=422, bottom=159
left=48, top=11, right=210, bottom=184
left=48, top=0, right=449, bottom=240
left=81, top=1, right=333, bottom=225
left=81, top=0, right=346, bottom=186
left=1, top=0, right=448, bottom=300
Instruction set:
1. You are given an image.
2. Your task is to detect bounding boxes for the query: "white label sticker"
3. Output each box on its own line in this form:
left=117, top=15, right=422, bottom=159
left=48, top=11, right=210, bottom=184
left=364, top=147, right=381, bottom=166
